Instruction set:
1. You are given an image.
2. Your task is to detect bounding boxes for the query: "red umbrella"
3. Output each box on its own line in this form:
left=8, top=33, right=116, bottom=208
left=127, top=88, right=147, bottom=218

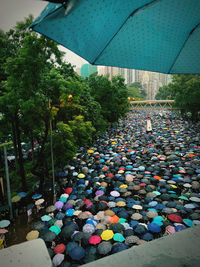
left=168, top=214, right=183, bottom=223
left=84, top=199, right=91, bottom=205
left=107, top=173, right=114, bottom=178
left=89, top=235, right=102, bottom=245
left=54, top=243, right=66, bottom=254
left=65, top=187, right=72, bottom=194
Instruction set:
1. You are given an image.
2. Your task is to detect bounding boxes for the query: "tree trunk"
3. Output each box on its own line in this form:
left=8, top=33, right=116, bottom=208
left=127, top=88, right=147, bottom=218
left=11, top=121, right=18, bottom=169
left=31, top=119, right=49, bottom=193
left=15, top=113, right=27, bottom=191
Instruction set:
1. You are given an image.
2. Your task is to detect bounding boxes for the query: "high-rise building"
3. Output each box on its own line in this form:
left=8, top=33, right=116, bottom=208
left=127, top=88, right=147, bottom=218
left=81, top=64, right=97, bottom=78
left=97, top=66, right=171, bottom=99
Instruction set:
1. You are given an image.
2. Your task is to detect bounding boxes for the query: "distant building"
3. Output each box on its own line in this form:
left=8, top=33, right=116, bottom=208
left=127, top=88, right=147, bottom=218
left=81, top=64, right=97, bottom=78
left=98, top=66, right=171, bottom=99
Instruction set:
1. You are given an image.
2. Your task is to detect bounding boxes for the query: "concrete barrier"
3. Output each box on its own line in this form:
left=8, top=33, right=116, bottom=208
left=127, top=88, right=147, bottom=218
left=0, top=238, right=52, bottom=267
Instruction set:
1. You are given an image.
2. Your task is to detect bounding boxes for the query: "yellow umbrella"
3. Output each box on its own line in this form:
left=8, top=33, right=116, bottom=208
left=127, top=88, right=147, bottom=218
left=77, top=173, right=85, bottom=179
left=111, top=142, right=116, bottom=145
left=11, top=195, right=21, bottom=203
left=26, top=230, right=39, bottom=241
left=116, top=201, right=126, bottom=207
left=101, top=230, right=114, bottom=241
left=170, top=185, right=177, bottom=189
left=119, top=184, right=128, bottom=188
left=87, top=149, right=94, bottom=154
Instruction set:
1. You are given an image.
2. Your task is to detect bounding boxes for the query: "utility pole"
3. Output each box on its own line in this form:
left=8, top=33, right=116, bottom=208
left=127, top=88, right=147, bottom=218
left=3, top=144, right=13, bottom=219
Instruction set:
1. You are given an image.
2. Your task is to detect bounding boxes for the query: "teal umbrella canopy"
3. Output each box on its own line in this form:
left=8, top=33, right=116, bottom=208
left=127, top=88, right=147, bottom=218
left=31, top=0, right=200, bottom=74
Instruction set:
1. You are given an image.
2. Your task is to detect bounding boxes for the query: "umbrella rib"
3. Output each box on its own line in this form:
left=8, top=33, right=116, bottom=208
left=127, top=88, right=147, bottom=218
left=168, top=22, right=200, bottom=74
left=91, top=0, right=161, bottom=65
left=30, top=1, right=69, bottom=28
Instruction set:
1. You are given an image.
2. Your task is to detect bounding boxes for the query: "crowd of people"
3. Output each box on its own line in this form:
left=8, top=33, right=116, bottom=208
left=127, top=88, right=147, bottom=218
left=1, top=110, right=200, bottom=266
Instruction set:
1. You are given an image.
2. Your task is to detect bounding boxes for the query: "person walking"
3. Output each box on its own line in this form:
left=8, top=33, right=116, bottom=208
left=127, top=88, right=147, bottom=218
left=146, top=114, right=152, bottom=133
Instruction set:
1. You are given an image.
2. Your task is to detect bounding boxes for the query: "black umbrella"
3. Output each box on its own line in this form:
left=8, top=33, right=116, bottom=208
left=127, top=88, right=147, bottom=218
left=73, top=231, right=84, bottom=242
left=97, top=241, right=112, bottom=255
left=83, top=254, right=97, bottom=264
left=109, top=223, right=125, bottom=233
left=61, top=226, right=75, bottom=239
left=40, top=229, right=56, bottom=242
left=32, top=221, right=45, bottom=231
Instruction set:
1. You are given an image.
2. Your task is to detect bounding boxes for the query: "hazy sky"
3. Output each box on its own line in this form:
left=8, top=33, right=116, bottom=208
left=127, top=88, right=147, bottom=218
left=0, top=0, right=88, bottom=69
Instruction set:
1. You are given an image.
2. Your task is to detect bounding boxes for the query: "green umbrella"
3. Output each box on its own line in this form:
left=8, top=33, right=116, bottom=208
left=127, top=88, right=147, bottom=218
left=11, top=195, right=21, bottom=203
left=113, top=233, right=125, bottom=242
left=118, top=218, right=127, bottom=224
left=49, top=225, right=61, bottom=235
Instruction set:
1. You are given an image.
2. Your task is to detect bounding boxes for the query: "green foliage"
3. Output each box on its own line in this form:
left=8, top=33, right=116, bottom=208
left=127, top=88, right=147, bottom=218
left=128, top=82, right=146, bottom=100
left=88, top=73, right=129, bottom=123
left=69, top=115, right=96, bottom=147
left=171, top=74, right=200, bottom=120
left=155, top=84, right=174, bottom=100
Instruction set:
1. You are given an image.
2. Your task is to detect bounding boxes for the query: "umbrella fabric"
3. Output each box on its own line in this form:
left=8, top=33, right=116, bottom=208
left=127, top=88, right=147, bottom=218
left=18, top=192, right=27, bottom=197
left=65, top=242, right=79, bottom=253
left=89, top=235, right=102, bottom=245
left=46, top=205, right=56, bottom=213
left=0, top=229, right=8, bottom=234
left=11, top=195, right=21, bottom=202
left=54, top=244, right=66, bottom=254
left=147, top=223, right=162, bottom=233
left=141, top=232, right=154, bottom=241
left=49, top=225, right=61, bottom=235
left=32, top=194, right=42, bottom=200
left=69, top=246, right=85, bottom=260
left=113, top=233, right=125, bottom=242
left=32, top=221, right=44, bottom=231
left=112, top=243, right=129, bottom=253
left=101, top=230, right=114, bottom=241
left=35, top=198, right=45, bottom=205
left=26, top=230, right=39, bottom=241
left=168, top=214, right=183, bottom=223
left=125, top=235, right=139, bottom=245
left=83, top=224, right=95, bottom=234
left=41, top=215, right=52, bottom=222
left=53, top=253, right=65, bottom=267
left=0, top=220, right=10, bottom=228
left=97, top=241, right=112, bottom=255
left=61, top=226, right=75, bottom=239
left=65, top=209, right=75, bottom=216
left=109, top=223, right=124, bottom=233
left=54, top=201, right=64, bottom=210
left=40, top=230, right=56, bottom=242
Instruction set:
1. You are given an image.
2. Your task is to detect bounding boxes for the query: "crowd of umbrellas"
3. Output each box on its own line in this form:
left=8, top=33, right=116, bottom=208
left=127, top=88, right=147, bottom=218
left=1, top=110, right=200, bottom=266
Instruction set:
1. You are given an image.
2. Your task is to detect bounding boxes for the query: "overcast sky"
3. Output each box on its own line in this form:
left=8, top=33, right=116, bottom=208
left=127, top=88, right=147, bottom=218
left=0, top=0, right=88, bottom=69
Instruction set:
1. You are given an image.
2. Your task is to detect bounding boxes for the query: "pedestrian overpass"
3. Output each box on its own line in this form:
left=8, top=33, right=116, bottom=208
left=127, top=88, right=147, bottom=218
left=130, top=100, right=175, bottom=110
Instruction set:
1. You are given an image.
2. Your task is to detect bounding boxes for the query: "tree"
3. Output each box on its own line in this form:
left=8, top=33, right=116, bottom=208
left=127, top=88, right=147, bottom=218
left=155, top=84, right=174, bottom=100
left=88, top=73, right=129, bottom=123
left=171, top=74, right=200, bottom=121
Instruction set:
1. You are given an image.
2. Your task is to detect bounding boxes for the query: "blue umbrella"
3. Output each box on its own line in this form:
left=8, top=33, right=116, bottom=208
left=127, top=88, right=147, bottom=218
left=18, top=192, right=27, bottom=197
left=56, top=212, right=65, bottom=220
left=111, top=243, right=129, bottom=253
left=175, top=225, right=187, bottom=232
left=32, top=194, right=42, bottom=200
left=41, top=215, right=52, bottom=222
left=141, top=232, right=154, bottom=241
left=30, top=1, right=200, bottom=74
left=0, top=220, right=10, bottom=228
left=65, top=209, right=75, bottom=216
left=148, top=223, right=162, bottom=233
left=69, top=246, right=85, bottom=260
left=66, top=242, right=79, bottom=253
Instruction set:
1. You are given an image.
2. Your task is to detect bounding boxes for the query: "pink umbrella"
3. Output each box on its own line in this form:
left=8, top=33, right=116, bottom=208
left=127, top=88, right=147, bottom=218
left=89, top=235, right=102, bottom=245
left=0, top=229, right=8, bottom=234
left=166, top=225, right=175, bottom=234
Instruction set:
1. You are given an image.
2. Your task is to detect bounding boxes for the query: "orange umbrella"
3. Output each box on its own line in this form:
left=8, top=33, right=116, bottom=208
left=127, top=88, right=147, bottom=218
left=154, top=176, right=161, bottom=180
left=109, top=215, right=120, bottom=224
